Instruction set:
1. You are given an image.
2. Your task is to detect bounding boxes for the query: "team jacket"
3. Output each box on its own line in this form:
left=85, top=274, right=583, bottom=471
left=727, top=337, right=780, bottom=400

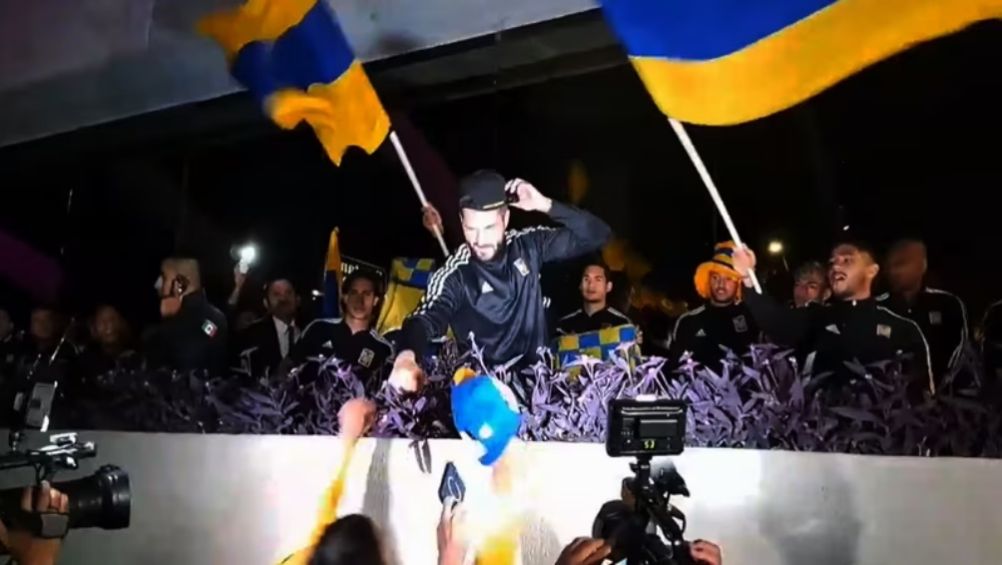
left=668, top=302, right=759, bottom=368
left=876, top=288, right=969, bottom=382
left=291, top=318, right=393, bottom=375
left=400, top=201, right=611, bottom=367
left=555, top=307, right=633, bottom=335
left=744, top=290, right=933, bottom=394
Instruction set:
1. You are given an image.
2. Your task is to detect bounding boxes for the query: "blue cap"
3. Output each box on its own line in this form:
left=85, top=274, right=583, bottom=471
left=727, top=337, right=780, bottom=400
left=451, top=375, right=522, bottom=466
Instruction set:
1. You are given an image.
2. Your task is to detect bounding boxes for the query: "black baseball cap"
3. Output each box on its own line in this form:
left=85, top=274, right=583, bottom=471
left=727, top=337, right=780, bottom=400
left=459, top=170, right=507, bottom=211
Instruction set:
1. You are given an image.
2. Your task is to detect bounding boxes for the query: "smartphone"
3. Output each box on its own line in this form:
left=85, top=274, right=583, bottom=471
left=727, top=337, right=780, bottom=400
left=438, top=461, right=465, bottom=504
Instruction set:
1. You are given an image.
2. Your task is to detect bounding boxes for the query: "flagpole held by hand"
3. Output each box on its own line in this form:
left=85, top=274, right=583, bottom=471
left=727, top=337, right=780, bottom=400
left=389, top=131, right=450, bottom=258
left=667, top=118, right=762, bottom=294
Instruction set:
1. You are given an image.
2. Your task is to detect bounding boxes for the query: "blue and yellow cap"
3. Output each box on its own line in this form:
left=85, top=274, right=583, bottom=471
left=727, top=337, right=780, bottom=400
left=451, top=370, right=521, bottom=466
left=694, top=240, right=743, bottom=300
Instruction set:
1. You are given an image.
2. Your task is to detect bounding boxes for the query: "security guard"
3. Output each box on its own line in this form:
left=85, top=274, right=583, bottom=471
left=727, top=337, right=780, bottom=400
left=390, top=170, right=611, bottom=388
left=733, top=241, right=933, bottom=397
left=669, top=242, right=759, bottom=368
left=144, top=257, right=228, bottom=374
left=556, top=262, right=632, bottom=335
left=878, top=238, right=969, bottom=385
left=291, top=270, right=393, bottom=380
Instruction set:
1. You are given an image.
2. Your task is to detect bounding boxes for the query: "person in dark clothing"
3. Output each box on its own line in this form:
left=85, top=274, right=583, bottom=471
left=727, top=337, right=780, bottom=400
left=77, top=304, right=138, bottom=379
left=292, top=270, right=393, bottom=381
left=732, top=241, right=933, bottom=397
left=981, top=299, right=1002, bottom=397
left=669, top=241, right=759, bottom=368
left=144, top=257, right=228, bottom=374
left=13, top=307, right=77, bottom=376
left=0, top=308, right=21, bottom=380
left=391, top=171, right=611, bottom=390
left=234, top=278, right=302, bottom=377
left=556, top=262, right=632, bottom=335
left=878, top=238, right=969, bottom=387
left=792, top=261, right=829, bottom=308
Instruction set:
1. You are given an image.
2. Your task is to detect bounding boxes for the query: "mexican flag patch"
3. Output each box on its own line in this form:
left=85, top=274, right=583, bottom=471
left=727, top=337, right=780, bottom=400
left=201, top=320, right=218, bottom=338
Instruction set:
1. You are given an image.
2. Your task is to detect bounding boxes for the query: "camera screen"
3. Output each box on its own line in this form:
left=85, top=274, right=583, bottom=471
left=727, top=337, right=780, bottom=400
left=606, top=398, right=686, bottom=457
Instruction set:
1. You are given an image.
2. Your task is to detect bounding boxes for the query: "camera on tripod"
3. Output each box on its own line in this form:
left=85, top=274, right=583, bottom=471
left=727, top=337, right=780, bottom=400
left=0, top=325, right=131, bottom=547
left=592, top=397, right=692, bottom=565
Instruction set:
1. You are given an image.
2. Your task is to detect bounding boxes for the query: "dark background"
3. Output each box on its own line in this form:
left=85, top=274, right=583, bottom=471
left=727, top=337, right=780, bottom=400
left=0, top=21, right=998, bottom=330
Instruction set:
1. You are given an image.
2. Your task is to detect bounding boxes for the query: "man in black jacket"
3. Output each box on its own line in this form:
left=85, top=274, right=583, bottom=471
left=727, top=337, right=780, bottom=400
left=732, top=241, right=932, bottom=397
left=291, top=270, right=393, bottom=381
left=144, top=257, right=228, bottom=374
left=878, top=238, right=969, bottom=386
left=233, top=278, right=301, bottom=377
left=669, top=241, right=759, bottom=369
left=390, top=170, right=611, bottom=390
left=556, top=262, right=632, bottom=335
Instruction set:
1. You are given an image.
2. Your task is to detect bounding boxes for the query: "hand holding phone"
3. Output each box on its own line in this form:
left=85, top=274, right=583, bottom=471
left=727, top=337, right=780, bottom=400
left=438, top=462, right=465, bottom=506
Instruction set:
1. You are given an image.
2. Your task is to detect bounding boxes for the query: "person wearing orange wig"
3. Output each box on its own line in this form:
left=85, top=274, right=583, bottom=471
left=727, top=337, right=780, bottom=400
left=668, top=242, right=759, bottom=369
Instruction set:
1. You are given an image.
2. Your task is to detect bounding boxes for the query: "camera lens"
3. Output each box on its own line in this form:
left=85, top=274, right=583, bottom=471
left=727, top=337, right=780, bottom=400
left=57, top=465, right=131, bottom=530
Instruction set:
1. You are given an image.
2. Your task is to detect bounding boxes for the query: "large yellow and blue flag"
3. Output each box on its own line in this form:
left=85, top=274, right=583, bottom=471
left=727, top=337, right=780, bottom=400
left=599, top=0, right=1001, bottom=125
left=321, top=228, right=342, bottom=318
left=199, top=0, right=390, bottom=164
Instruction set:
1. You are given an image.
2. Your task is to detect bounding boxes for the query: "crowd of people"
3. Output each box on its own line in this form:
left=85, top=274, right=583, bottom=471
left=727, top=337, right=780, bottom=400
left=0, top=170, right=999, bottom=427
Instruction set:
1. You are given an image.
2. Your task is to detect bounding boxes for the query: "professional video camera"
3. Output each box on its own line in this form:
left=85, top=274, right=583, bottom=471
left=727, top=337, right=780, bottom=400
left=0, top=326, right=131, bottom=544
left=592, top=398, right=692, bottom=565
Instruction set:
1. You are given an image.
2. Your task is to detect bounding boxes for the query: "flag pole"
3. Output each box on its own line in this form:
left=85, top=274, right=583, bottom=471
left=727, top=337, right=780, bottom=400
left=389, top=130, right=450, bottom=258
left=667, top=118, right=763, bottom=293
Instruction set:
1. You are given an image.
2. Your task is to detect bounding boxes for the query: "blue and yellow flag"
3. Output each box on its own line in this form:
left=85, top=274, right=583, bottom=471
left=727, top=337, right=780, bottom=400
left=375, top=258, right=436, bottom=334
left=556, top=324, right=641, bottom=370
left=600, top=0, right=1001, bottom=125
left=321, top=228, right=342, bottom=318
left=199, top=0, right=390, bottom=164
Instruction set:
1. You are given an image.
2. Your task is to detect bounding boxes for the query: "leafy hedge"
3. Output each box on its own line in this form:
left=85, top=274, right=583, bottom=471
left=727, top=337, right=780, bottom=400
left=59, top=342, right=1001, bottom=458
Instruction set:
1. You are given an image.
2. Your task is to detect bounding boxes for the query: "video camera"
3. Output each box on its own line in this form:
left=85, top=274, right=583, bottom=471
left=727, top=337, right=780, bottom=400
left=0, top=325, right=131, bottom=544
left=593, top=398, right=692, bottom=565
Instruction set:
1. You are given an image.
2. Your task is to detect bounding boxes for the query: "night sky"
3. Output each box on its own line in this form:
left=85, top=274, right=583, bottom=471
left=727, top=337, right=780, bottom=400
left=0, top=21, right=998, bottom=330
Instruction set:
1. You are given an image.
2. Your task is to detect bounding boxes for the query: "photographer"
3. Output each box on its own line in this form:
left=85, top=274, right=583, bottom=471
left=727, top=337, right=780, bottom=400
left=553, top=537, right=722, bottom=565
left=0, top=482, right=68, bottom=565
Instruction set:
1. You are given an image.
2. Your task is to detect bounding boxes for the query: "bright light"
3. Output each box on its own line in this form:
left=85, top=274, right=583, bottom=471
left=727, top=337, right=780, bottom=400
left=767, top=240, right=784, bottom=255
left=238, top=244, right=257, bottom=264
left=310, top=289, right=322, bottom=298
left=842, top=225, right=850, bottom=232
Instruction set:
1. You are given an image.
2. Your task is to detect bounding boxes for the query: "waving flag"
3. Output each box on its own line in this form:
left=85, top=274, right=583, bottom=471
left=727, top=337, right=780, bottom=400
left=321, top=228, right=342, bottom=318
left=199, top=0, right=389, bottom=164
left=600, top=0, right=1001, bottom=125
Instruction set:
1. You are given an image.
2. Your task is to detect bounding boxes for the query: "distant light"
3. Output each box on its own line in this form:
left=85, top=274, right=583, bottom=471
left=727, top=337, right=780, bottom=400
left=311, top=289, right=322, bottom=298
left=767, top=240, right=784, bottom=255
left=842, top=225, right=850, bottom=232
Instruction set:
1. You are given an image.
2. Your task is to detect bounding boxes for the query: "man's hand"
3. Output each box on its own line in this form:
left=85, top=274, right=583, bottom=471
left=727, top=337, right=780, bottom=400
left=437, top=498, right=468, bottom=565
left=422, top=205, right=445, bottom=237
left=731, top=246, right=757, bottom=286
left=0, top=482, right=68, bottom=565
left=691, top=539, right=723, bottom=565
left=506, top=179, right=553, bottom=214
left=338, top=398, right=377, bottom=441
left=388, top=350, right=426, bottom=393
left=554, top=537, right=612, bottom=565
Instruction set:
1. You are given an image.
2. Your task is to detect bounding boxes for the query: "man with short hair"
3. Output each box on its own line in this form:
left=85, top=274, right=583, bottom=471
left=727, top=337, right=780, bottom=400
left=792, top=261, right=829, bottom=308
left=234, top=278, right=302, bottom=377
left=556, top=262, right=632, bottom=335
left=144, top=257, right=228, bottom=373
left=78, top=304, right=137, bottom=379
left=733, top=241, right=932, bottom=396
left=292, top=270, right=393, bottom=379
left=878, top=238, right=969, bottom=383
left=669, top=242, right=759, bottom=368
left=389, top=171, right=611, bottom=389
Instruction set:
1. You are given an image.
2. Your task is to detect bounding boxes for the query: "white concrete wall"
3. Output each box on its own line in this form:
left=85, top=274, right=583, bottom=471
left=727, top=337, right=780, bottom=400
left=1, top=432, right=1000, bottom=564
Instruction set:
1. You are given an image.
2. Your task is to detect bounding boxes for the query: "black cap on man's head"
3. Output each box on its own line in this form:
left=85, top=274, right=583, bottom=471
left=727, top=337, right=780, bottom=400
left=459, top=170, right=507, bottom=212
